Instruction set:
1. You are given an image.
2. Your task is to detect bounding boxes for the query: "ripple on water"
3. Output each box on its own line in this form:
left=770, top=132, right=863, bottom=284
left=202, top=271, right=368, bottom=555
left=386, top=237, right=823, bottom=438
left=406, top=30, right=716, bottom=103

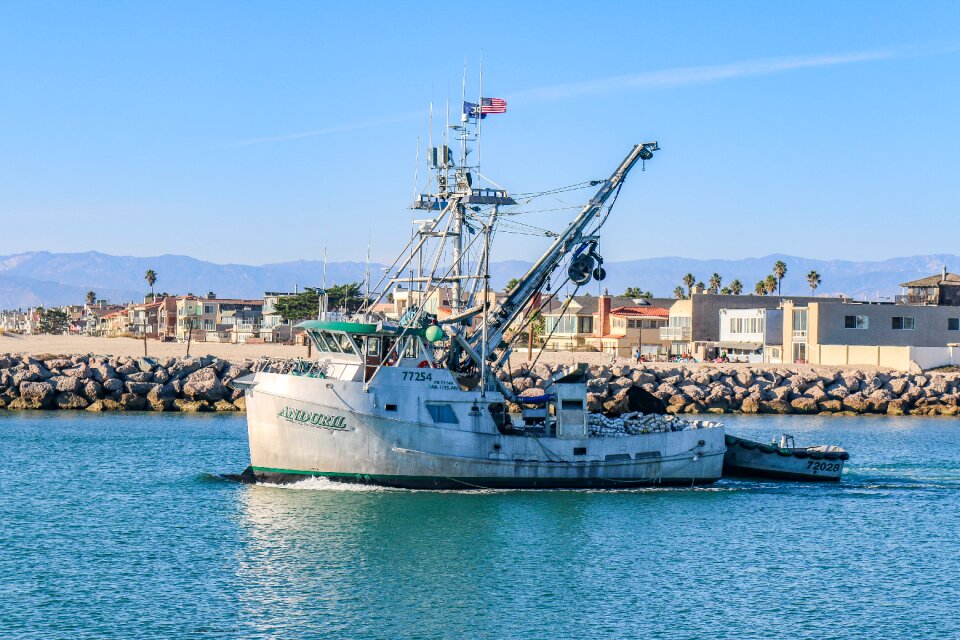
left=2, top=412, right=960, bottom=639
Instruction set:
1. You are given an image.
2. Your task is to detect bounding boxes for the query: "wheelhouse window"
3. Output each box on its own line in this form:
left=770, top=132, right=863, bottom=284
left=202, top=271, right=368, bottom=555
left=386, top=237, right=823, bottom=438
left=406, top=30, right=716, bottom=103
left=403, top=336, right=420, bottom=358
left=426, top=403, right=458, bottom=424
left=365, top=336, right=381, bottom=357
left=844, top=315, right=869, bottom=329
left=336, top=333, right=358, bottom=354
left=318, top=331, right=341, bottom=352
left=892, top=316, right=915, bottom=330
left=949, top=318, right=960, bottom=331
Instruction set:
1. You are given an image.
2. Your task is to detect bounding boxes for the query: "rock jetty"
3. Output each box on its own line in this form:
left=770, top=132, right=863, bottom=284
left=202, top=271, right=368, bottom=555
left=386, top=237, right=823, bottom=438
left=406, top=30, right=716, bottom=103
left=1, top=354, right=959, bottom=416
left=501, top=362, right=960, bottom=417
left=0, top=354, right=250, bottom=412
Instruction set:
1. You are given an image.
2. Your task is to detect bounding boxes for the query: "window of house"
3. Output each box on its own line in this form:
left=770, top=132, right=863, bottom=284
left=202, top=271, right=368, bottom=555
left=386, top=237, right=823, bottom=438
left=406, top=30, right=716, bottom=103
left=577, top=316, right=593, bottom=334
left=204, top=305, right=214, bottom=314
left=892, top=316, right=915, bottom=330
left=546, top=315, right=577, bottom=334
left=949, top=318, right=960, bottom=331
left=844, top=315, right=869, bottom=329
left=426, top=403, right=458, bottom=424
left=792, top=309, right=807, bottom=333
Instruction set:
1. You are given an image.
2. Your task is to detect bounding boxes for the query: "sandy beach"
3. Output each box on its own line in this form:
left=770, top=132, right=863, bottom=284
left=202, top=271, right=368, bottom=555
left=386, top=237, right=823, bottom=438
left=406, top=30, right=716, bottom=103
left=1, top=333, right=912, bottom=375
left=0, top=334, right=311, bottom=361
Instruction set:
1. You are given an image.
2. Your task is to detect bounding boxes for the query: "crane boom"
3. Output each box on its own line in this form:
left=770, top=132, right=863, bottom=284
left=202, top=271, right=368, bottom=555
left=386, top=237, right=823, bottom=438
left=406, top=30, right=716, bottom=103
left=467, top=142, right=659, bottom=364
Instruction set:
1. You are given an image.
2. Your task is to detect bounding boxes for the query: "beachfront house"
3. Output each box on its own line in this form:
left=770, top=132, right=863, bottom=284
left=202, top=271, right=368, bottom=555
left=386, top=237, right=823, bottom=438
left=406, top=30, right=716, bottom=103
left=261, top=292, right=297, bottom=342
left=179, top=296, right=264, bottom=343
left=176, top=297, right=214, bottom=342
left=896, top=268, right=960, bottom=306
left=717, top=307, right=784, bottom=363
left=780, top=298, right=960, bottom=371
left=542, top=294, right=672, bottom=356
left=661, top=292, right=836, bottom=360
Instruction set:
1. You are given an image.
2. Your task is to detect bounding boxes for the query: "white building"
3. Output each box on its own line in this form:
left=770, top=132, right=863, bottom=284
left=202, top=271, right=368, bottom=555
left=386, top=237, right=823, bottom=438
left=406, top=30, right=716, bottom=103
left=718, top=308, right=783, bottom=363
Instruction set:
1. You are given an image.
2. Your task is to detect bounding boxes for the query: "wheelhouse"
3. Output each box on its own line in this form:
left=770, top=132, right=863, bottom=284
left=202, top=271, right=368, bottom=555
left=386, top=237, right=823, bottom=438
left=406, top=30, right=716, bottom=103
left=298, top=320, right=435, bottom=382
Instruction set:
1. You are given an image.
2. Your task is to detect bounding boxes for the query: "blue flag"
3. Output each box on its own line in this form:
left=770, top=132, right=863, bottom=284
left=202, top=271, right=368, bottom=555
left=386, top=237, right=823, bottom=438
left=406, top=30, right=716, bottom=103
left=462, top=101, right=485, bottom=120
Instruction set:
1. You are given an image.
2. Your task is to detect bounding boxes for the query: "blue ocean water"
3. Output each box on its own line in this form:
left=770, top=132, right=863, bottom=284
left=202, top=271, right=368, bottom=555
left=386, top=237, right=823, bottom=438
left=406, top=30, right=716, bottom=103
left=1, top=412, right=958, bottom=640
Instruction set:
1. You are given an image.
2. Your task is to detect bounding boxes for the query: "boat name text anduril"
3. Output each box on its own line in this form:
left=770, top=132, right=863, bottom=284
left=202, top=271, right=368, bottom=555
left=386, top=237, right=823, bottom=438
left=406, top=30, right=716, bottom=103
left=277, top=406, right=348, bottom=431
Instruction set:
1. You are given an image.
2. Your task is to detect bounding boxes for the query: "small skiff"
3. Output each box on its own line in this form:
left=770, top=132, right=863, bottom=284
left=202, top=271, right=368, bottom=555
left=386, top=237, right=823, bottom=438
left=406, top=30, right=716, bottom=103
left=723, top=433, right=849, bottom=482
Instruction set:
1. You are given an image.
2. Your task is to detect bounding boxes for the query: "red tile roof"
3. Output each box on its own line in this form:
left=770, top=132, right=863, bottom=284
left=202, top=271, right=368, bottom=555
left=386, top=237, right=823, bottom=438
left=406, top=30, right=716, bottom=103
left=610, top=306, right=669, bottom=318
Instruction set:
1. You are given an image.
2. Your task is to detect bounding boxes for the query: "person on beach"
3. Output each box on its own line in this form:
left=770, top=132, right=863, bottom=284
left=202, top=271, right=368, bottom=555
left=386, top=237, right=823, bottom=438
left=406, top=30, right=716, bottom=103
left=634, top=347, right=641, bottom=363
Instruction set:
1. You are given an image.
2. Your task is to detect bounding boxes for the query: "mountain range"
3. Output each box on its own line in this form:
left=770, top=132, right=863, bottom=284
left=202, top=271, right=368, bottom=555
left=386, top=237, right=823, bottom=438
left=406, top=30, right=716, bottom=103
left=0, top=250, right=956, bottom=309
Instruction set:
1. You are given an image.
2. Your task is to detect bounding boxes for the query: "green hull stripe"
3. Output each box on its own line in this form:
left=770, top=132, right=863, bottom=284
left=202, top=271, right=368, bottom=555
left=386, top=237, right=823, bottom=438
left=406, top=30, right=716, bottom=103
left=253, top=466, right=410, bottom=479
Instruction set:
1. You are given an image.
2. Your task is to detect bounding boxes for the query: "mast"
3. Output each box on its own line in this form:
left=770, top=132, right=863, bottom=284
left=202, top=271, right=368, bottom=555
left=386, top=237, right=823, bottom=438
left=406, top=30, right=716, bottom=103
left=480, top=206, right=494, bottom=397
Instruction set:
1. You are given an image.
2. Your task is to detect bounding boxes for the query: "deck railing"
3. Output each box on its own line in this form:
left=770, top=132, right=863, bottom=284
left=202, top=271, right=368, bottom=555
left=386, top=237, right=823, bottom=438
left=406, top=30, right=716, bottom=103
left=660, top=326, right=691, bottom=341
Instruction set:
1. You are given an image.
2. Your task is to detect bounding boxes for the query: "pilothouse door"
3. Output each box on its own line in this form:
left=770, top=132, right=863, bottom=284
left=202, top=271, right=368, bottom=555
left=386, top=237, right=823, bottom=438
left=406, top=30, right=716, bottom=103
left=364, top=336, right=381, bottom=382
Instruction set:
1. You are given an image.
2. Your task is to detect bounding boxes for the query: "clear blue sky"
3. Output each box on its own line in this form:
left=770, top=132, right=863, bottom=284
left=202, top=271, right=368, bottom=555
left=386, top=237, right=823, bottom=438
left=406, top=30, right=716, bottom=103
left=1, top=1, right=958, bottom=265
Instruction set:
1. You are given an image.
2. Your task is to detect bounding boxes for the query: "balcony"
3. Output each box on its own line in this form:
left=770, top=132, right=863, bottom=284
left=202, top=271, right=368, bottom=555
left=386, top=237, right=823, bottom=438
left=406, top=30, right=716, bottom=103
left=895, top=293, right=938, bottom=305
left=660, top=326, right=691, bottom=341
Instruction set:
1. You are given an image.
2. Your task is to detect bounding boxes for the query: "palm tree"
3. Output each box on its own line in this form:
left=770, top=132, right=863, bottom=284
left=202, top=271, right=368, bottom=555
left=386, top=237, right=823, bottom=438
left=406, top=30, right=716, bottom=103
left=682, top=273, right=696, bottom=297
left=720, top=286, right=731, bottom=295
left=730, top=279, right=743, bottom=295
left=754, top=281, right=767, bottom=296
left=807, top=270, right=821, bottom=296
left=624, top=287, right=652, bottom=298
left=708, top=273, right=722, bottom=294
left=764, top=274, right=777, bottom=295
left=673, top=286, right=686, bottom=300
left=85, top=291, right=96, bottom=306
left=695, top=281, right=705, bottom=292
left=773, top=260, right=788, bottom=295
left=145, top=269, right=157, bottom=300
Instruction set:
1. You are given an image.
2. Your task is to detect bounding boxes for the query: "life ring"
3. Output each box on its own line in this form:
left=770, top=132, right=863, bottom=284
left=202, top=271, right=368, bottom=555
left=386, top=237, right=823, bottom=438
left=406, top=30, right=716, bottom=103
left=417, top=360, right=433, bottom=369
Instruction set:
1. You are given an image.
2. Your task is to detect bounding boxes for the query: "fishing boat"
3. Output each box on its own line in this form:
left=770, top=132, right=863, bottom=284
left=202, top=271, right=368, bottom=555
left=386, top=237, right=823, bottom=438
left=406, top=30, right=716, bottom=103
left=723, top=433, right=849, bottom=482
left=234, top=89, right=725, bottom=489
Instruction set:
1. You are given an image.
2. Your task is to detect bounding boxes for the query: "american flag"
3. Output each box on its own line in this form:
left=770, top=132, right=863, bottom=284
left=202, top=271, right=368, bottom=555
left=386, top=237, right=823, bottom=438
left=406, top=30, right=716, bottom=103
left=480, top=97, right=507, bottom=114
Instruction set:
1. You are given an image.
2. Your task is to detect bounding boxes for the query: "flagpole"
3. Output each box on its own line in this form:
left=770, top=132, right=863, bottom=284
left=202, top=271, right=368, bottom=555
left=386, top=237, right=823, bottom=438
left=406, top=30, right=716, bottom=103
left=460, top=57, right=468, bottom=171
left=478, top=53, right=483, bottom=188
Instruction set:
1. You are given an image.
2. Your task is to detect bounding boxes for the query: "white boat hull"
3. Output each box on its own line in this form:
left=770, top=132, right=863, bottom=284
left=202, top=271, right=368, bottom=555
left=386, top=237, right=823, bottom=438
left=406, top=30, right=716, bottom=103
left=722, top=435, right=847, bottom=482
left=242, top=372, right=725, bottom=489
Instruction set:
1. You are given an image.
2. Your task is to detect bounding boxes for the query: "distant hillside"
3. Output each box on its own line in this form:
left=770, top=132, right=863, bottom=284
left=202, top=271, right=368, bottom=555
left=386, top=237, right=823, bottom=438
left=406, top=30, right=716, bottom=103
left=0, top=250, right=956, bottom=309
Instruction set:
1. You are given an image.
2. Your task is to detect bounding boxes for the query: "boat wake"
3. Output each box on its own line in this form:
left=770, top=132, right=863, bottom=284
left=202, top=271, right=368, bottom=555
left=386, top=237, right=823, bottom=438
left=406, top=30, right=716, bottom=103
left=258, top=476, right=408, bottom=493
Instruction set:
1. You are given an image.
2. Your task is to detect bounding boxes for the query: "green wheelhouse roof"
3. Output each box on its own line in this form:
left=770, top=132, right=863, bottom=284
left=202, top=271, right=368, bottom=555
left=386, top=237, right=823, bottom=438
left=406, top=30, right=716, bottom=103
left=297, top=319, right=427, bottom=337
